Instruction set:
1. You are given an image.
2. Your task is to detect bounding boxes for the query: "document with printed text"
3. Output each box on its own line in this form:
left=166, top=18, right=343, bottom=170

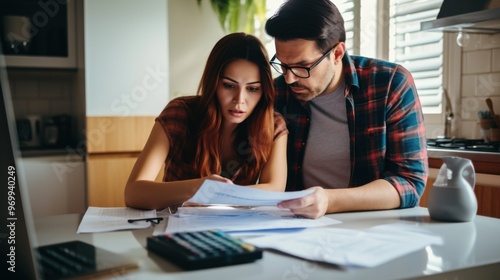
left=245, top=223, right=443, bottom=267
left=77, top=207, right=157, bottom=233
left=165, top=206, right=341, bottom=234
left=187, top=179, right=315, bottom=206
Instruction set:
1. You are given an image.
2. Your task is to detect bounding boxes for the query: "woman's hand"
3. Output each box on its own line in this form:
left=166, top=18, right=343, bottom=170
left=182, top=174, right=234, bottom=207
left=203, top=174, right=234, bottom=184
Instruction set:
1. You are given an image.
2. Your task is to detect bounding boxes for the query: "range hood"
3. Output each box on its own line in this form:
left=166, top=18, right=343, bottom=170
left=420, top=0, right=500, bottom=34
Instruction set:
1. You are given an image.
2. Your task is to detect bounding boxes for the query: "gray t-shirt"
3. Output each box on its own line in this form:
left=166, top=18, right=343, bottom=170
left=302, top=81, right=351, bottom=189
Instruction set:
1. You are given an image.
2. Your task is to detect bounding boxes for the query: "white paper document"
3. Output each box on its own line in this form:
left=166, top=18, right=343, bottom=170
left=187, top=180, right=315, bottom=206
left=77, top=207, right=157, bottom=233
left=245, top=223, right=443, bottom=268
left=165, top=206, right=341, bottom=234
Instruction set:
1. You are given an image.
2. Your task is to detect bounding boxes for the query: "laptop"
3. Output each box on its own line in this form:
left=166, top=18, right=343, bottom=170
left=1, top=47, right=138, bottom=279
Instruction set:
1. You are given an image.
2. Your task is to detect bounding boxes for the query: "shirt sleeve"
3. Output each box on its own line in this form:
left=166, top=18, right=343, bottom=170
left=273, top=111, right=289, bottom=141
left=383, top=65, right=429, bottom=208
left=155, top=97, right=192, bottom=156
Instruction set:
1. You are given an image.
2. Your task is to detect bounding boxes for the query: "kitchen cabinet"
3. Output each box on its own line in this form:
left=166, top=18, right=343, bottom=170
left=87, top=153, right=141, bottom=207
left=20, top=155, right=85, bottom=218
left=86, top=116, right=163, bottom=207
left=0, top=0, right=77, bottom=68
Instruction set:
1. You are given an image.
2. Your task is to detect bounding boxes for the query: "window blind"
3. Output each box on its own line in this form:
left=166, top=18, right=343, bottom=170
left=389, top=0, right=444, bottom=114
left=336, top=0, right=358, bottom=55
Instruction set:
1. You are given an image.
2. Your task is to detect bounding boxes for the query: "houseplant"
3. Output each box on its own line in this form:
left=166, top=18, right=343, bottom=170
left=196, top=0, right=267, bottom=35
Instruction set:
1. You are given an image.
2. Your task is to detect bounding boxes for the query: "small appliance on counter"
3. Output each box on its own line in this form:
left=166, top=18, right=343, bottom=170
left=16, top=114, right=42, bottom=148
left=16, top=114, right=72, bottom=150
left=46, top=114, right=72, bottom=148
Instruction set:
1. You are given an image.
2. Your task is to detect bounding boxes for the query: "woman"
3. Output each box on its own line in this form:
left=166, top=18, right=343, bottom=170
left=125, top=33, right=288, bottom=210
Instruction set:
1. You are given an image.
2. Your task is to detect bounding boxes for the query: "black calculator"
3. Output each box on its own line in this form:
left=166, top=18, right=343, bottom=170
left=147, top=230, right=263, bottom=270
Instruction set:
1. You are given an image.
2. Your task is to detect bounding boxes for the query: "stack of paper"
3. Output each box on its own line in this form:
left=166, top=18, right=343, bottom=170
left=165, top=180, right=342, bottom=234
left=166, top=206, right=341, bottom=234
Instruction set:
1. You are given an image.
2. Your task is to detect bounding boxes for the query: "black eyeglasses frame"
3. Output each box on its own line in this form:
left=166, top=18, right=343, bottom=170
left=269, top=44, right=338, bottom=78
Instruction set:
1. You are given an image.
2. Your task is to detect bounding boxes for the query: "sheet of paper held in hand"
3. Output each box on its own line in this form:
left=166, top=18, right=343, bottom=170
left=167, top=180, right=341, bottom=234
left=187, top=179, right=316, bottom=206
left=77, top=207, right=157, bottom=233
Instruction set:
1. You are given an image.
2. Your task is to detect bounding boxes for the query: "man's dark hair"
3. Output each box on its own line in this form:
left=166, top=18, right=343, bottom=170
left=265, top=0, right=345, bottom=53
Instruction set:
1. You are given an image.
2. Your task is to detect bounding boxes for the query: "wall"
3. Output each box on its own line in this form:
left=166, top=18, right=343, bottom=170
left=84, top=0, right=169, bottom=116
left=459, top=33, right=500, bottom=139
left=167, top=0, right=224, bottom=99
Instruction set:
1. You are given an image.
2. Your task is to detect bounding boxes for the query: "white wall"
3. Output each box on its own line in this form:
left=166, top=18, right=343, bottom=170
left=167, top=0, right=224, bottom=99
left=84, top=0, right=169, bottom=116
left=427, top=32, right=500, bottom=139
left=459, top=33, right=500, bottom=139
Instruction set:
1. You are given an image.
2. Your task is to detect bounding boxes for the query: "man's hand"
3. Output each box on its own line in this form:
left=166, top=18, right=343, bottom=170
left=277, top=186, right=329, bottom=219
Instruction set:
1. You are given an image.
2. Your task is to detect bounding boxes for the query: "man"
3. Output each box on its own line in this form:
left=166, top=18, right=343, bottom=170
left=266, top=0, right=428, bottom=218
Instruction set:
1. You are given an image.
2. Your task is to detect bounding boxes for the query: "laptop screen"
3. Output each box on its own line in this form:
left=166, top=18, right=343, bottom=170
left=0, top=48, right=40, bottom=279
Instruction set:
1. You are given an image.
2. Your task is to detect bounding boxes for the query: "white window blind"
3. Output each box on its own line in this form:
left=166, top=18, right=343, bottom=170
left=389, top=0, right=444, bottom=114
left=336, top=0, right=358, bottom=55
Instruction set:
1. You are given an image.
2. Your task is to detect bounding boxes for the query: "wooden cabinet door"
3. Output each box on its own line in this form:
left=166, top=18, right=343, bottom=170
left=86, top=116, right=161, bottom=207
left=87, top=154, right=139, bottom=207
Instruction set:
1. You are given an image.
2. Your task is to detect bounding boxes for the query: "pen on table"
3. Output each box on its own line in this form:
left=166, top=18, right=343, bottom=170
left=127, top=217, right=164, bottom=224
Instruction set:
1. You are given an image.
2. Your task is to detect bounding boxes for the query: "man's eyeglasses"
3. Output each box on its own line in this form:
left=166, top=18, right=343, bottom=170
left=269, top=45, right=337, bottom=78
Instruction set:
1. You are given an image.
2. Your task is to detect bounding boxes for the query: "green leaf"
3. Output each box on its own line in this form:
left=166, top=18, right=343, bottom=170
left=197, top=0, right=267, bottom=34
left=228, top=0, right=241, bottom=33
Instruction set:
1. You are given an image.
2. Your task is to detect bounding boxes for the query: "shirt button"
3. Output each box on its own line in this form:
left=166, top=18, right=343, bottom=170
left=302, top=142, right=305, bottom=146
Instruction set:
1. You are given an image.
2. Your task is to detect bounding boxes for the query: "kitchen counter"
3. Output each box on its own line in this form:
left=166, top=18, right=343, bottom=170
left=427, top=147, right=500, bottom=176
left=427, top=147, right=500, bottom=164
left=21, top=148, right=68, bottom=157
left=427, top=147, right=500, bottom=187
left=427, top=147, right=500, bottom=181
left=20, top=147, right=85, bottom=159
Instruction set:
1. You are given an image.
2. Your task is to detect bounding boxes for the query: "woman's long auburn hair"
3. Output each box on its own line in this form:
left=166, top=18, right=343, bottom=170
left=193, top=32, right=275, bottom=183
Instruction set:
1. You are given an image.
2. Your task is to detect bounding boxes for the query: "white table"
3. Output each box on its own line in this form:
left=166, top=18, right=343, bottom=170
left=35, top=207, right=500, bottom=280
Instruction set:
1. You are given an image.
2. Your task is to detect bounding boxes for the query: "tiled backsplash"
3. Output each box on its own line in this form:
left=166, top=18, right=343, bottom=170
left=460, top=33, right=500, bottom=140
left=7, top=69, right=76, bottom=119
